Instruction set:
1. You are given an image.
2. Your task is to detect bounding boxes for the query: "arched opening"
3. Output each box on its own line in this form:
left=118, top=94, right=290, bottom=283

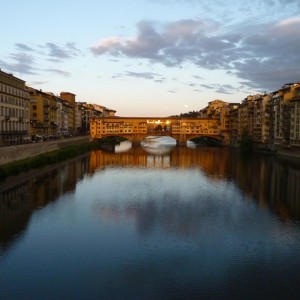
left=187, top=136, right=222, bottom=148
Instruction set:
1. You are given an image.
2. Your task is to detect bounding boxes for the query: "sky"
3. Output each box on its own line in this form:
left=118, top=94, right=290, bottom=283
left=1, top=0, right=300, bottom=117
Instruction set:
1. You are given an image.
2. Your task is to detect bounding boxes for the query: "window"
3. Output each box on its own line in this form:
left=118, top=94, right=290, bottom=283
left=33, top=105, right=37, bottom=110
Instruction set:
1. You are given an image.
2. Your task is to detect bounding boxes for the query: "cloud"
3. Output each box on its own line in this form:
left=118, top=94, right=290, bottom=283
left=90, top=19, right=229, bottom=68
left=232, top=17, right=300, bottom=90
left=91, top=14, right=300, bottom=91
left=199, top=84, right=215, bottom=89
left=40, top=42, right=82, bottom=62
left=44, top=68, right=71, bottom=77
left=198, top=83, right=237, bottom=94
left=112, top=70, right=165, bottom=83
left=125, top=71, right=161, bottom=80
left=186, top=82, right=197, bottom=87
left=152, top=0, right=300, bottom=16
left=193, top=75, right=203, bottom=79
left=15, top=43, right=34, bottom=52
left=215, top=85, right=235, bottom=94
left=0, top=52, right=37, bottom=75
left=66, top=42, right=82, bottom=54
left=1, top=41, right=82, bottom=77
left=28, top=81, right=49, bottom=85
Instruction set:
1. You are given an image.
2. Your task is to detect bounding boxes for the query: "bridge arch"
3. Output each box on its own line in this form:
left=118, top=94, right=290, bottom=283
left=187, top=135, right=223, bottom=146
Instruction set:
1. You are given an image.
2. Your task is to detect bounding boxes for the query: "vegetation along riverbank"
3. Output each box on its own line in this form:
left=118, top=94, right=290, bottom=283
left=0, top=137, right=125, bottom=182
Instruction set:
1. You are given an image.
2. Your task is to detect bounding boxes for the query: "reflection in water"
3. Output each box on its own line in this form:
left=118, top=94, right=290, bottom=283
left=1, top=146, right=300, bottom=299
left=0, top=155, right=90, bottom=254
left=141, top=136, right=176, bottom=157
left=115, top=140, right=132, bottom=153
left=90, top=146, right=300, bottom=220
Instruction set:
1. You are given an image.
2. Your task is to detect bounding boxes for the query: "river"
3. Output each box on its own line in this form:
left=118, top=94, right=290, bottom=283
left=1, top=138, right=300, bottom=299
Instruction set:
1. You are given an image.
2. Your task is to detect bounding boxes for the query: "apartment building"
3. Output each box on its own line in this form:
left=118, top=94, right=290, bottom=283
left=228, top=105, right=240, bottom=146
left=272, top=83, right=299, bottom=145
left=0, top=69, right=30, bottom=145
left=288, top=83, right=300, bottom=146
left=75, top=103, right=83, bottom=134
left=60, top=92, right=76, bottom=135
left=238, top=95, right=255, bottom=139
left=57, top=98, right=70, bottom=136
left=225, top=104, right=240, bottom=143
left=28, top=87, right=59, bottom=138
left=76, top=102, right=116, bottom=134
left=252, top=94, right=272, bottom=144
left=222, top=82, right=300, bottom=149
left=200, top=99, right=229, bottom=118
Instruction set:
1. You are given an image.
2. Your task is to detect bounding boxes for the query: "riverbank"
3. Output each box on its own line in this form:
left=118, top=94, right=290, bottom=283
left=277, top=146, right=300, bottom=160
left=0, top=136, right=90, bottom=166
left=0, top=138, right=97, bottom=181
left=0, top=136, right=129, bottom=182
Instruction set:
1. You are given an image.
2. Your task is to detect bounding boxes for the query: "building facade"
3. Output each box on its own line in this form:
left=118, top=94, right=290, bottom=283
left=60, top=92, right=76, bottom=135
left=0, top=69, right=30, bottom=145
left=28, top=88, right=59, bottom=139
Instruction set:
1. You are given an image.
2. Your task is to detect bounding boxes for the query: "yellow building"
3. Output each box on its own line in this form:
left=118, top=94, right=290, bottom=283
left=0, top=69, right=30, bottom=145
left=28, top=87, right=58, bottom=138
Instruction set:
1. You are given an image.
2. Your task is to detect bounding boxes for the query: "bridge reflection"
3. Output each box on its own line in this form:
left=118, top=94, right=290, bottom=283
left=1, top=148, right=300, bottom=255
left=89, top=147, right=300, bottom=221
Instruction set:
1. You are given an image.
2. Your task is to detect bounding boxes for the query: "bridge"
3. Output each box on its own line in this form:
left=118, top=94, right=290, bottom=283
left=90, top=117, right=227, bottom=145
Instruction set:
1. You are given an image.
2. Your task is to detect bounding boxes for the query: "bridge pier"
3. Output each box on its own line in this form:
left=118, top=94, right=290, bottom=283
left=131, top=140, right=141, bottom=146
left=176, top=140, right=186, bottom=146
left=171, top=134, right=187, bottom=146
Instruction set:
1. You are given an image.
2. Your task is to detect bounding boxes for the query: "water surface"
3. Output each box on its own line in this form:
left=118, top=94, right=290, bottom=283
left=1, top=142, right=300, bottom=299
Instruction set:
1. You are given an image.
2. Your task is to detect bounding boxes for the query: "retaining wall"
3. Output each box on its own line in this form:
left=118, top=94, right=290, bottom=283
left=0, top=136, right=90, bottom=165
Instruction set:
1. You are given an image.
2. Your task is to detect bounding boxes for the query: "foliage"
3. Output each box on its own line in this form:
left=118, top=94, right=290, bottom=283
left=170, top=110, right=201, bottom=118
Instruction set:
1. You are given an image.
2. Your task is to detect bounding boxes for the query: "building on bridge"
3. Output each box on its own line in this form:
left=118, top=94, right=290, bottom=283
left=90, top=117, right=226, bottom=145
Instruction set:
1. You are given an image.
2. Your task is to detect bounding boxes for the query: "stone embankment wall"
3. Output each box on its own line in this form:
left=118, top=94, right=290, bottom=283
left=277, top=147, right=300, bottom=160
left=0, top=136, right=90, bottom=165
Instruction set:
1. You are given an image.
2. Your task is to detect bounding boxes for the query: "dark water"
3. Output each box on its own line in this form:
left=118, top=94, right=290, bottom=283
left=1, top=141, right=300, bottom=299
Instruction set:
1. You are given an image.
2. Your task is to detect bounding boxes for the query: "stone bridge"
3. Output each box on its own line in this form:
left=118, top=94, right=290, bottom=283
left=90, top=117, right=227, bottom=145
